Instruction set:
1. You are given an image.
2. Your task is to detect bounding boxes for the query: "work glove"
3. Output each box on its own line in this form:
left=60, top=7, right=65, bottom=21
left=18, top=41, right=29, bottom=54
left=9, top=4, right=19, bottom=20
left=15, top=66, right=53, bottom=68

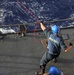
left=38, top=20, right=43, bottom=24
left=69, top=42, right=73, bottom=46
left=38, top=20, right=43, bottom=23
left=38, top=21, right=44, bottom=26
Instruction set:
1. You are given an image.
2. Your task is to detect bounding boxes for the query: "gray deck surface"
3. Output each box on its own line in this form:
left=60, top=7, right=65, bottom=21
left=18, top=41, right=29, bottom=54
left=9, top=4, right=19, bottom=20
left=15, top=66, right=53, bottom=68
left=0, top=28, right=74, bottom=75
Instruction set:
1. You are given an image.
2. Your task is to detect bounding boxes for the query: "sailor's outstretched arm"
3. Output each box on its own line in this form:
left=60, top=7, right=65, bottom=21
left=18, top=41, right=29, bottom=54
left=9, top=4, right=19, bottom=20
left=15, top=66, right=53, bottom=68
left=39, top=21, right=46, bottom=31
left=65, top=42, right=73, bottom=52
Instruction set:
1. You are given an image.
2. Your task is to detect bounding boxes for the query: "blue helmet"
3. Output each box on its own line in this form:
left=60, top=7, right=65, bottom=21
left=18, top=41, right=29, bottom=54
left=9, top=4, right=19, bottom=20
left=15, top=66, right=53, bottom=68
left=51, top=25, right=60, bottom=34
left=49, top=66, right=62, bottom=75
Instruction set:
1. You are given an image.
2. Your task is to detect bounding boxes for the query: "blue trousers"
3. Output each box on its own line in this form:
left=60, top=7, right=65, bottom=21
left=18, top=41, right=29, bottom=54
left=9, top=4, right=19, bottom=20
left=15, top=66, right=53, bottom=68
left=40, top=51, right=60, bottom=67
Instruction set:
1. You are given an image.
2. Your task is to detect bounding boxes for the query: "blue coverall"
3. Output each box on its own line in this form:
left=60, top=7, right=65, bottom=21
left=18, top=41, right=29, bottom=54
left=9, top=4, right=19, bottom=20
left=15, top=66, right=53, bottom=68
left=40, top=29, right=67, bottom=73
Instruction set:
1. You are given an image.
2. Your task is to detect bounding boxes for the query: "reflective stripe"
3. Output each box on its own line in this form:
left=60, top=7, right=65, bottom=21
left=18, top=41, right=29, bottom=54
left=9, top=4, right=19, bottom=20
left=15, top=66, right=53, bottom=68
left=49, top=37, right=58, bottom=44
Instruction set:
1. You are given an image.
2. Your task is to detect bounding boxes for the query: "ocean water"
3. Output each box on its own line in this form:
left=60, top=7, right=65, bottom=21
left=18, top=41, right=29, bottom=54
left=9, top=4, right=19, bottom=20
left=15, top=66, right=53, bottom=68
left=0, top=0, right=74, bottom=31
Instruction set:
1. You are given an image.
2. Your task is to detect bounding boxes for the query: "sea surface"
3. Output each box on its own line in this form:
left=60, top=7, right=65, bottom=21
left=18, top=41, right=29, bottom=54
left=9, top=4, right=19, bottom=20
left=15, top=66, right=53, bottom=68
left=0, top=0, right=74, bottom=31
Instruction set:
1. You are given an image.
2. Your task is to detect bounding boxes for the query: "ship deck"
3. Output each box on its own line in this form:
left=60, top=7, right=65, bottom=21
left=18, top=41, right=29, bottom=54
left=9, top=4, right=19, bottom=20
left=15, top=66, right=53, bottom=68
left=0, top=28, right=74, bottom=75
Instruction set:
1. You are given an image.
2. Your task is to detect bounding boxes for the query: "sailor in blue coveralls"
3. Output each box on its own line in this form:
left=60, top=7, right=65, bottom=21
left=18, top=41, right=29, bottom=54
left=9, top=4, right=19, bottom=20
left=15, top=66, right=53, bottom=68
left=39, top=21, right=73, bottom=75
left=43, top=66, right=63, bottom=75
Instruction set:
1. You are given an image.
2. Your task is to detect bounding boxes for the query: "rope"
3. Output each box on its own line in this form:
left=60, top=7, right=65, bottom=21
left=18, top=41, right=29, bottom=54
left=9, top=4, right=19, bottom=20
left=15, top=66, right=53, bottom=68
left=17, top=0, right=39, bottom=21
left=16, top=0, right=41, bottom=42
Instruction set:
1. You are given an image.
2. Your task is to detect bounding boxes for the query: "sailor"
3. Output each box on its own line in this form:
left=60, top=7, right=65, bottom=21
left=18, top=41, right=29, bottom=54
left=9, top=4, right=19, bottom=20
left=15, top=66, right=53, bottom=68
left=38, top=21, right=73, bottom=75
left=43, top=66, right=63, bottom=75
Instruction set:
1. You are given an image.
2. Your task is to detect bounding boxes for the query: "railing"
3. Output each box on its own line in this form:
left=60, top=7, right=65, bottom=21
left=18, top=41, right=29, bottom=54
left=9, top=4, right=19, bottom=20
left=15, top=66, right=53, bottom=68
left=0, top=18, right=74, bottom=27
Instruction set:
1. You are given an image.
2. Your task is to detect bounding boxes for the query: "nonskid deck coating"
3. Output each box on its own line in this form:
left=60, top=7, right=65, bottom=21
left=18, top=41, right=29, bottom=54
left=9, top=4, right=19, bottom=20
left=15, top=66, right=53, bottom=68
left=0, top=28, right=74, bottom=75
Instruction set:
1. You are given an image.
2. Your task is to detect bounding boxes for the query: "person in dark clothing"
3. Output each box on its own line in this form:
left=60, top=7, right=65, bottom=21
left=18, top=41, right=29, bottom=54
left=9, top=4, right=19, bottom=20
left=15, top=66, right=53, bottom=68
left=41, top=38, right=57, bottom=63
left=38, top=21, right=73, bottom=75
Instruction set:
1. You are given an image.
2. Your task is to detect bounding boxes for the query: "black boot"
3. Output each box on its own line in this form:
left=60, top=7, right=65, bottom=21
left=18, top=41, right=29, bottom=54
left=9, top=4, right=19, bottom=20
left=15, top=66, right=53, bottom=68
left=39, top=65, right=45, bottom=75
